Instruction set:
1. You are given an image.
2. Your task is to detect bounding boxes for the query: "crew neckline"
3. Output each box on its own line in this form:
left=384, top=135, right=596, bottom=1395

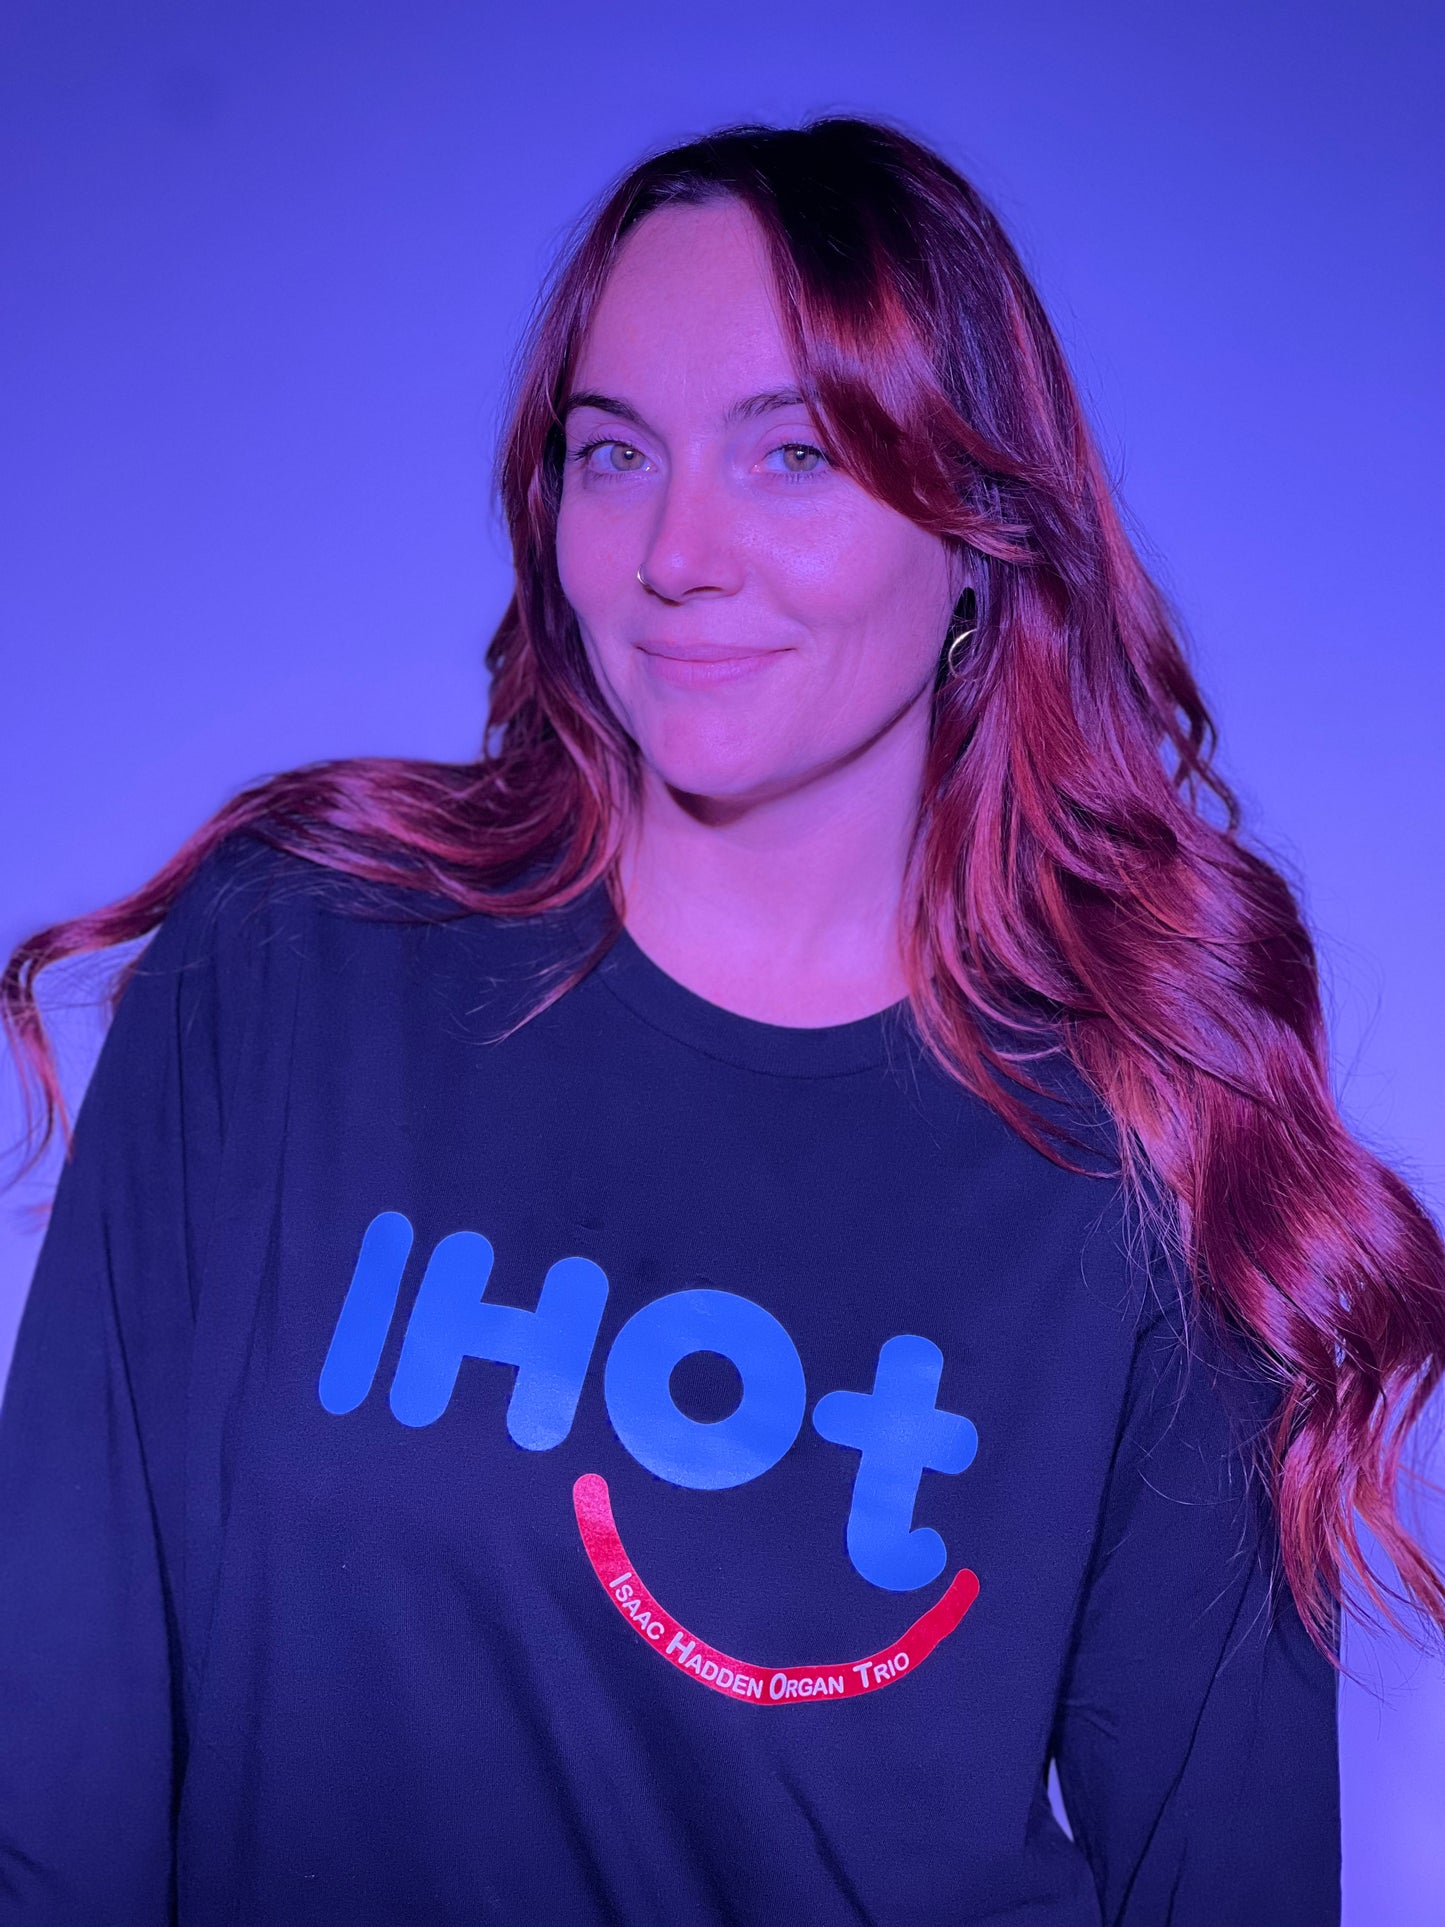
left=595, top=923, right=912, bottom=1077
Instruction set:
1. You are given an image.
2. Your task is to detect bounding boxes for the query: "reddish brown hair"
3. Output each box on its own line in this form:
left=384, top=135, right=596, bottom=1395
left=6, top=115, right=1443, bottom=1668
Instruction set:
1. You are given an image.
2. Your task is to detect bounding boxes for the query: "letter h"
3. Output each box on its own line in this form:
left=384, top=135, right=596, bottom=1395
left=388, top=1230, right=608, bottom=1447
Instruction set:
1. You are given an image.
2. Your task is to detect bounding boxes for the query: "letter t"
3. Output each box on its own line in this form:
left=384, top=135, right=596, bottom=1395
left=812, top=1335, right=977, bottom=1590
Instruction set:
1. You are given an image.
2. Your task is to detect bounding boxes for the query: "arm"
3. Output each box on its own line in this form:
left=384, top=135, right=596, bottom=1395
left=0, top=845, right=268, bottom=1923
left=1051, top=1289, right=1342, bottom=1926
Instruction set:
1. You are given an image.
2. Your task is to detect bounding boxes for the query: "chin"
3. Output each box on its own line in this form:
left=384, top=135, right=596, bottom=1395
left=647, top=754, right=784, bottom=807
left=638, top=720, right=803, bottom=808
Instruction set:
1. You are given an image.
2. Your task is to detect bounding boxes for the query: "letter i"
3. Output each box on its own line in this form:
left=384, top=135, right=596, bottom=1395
left=318, top=1212, right=415, bottom=1414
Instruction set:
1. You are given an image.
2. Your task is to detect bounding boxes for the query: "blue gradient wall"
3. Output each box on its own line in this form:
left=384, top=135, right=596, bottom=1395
left=1, top=2, right=1441, bottom=1919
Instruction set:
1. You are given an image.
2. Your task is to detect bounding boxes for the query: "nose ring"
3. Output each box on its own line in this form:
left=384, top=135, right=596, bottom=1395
left=636, top=566, right=652, bottom=592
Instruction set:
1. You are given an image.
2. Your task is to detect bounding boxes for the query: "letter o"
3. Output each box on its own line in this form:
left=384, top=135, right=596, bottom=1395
left=604, top=1289, right=806, bottom=1490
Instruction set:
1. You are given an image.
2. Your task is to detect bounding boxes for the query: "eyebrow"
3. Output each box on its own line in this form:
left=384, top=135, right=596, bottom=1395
left=561, top=387, right=811, bottom=431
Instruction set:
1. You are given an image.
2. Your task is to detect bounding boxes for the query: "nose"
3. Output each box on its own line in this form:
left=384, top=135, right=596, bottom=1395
left=636, top=458, right=744, bottom=605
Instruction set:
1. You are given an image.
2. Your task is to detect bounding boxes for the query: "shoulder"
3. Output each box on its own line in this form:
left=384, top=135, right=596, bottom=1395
left=78, top=838, right=325, bottom=1142
left=142, top=833, right=597, bottom=959
left=130, top=832, right=612, bottom=1039
left=121, top=834, right=328, bottom=1021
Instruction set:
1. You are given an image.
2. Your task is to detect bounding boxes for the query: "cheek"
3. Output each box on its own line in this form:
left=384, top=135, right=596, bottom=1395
left=554, top=496, right=619, bottom=618
left=779, top=522, right=954, bottom=693
left=554, top=501, right=648, bottom=741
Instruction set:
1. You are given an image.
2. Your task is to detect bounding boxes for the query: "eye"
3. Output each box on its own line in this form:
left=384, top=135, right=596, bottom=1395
left=569, top=438, right=652, bottom=478
left=764, top=442, right=831, bottom=482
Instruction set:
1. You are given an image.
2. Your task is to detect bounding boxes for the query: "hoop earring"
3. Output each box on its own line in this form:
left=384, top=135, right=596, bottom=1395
left=944, top=622, right=976, bottom=677
left=943, top=588, right=978, bottom=677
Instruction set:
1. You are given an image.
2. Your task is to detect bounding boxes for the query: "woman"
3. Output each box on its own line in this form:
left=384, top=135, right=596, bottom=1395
left=2, top=114, right=1441, bottom=1926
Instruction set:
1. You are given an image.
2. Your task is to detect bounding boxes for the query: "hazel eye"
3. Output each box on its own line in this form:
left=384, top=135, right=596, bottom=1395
left=765, top=442, right=831, bottom=481
left=572, top=439, right=650, bottom=476
left=602, top=443, right=647, bottom=472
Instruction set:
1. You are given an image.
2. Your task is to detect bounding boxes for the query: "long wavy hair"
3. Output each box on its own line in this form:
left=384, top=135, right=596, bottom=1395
left=5, top=115, right=1443, bottom=1669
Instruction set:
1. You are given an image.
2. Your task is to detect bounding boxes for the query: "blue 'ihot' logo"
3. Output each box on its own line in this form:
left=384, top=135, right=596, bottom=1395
left=318, top=1211, right=978, bottom=1592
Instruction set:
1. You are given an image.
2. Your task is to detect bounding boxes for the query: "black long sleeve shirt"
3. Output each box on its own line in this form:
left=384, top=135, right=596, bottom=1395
left=0, top=837, right=1341, bottom=1924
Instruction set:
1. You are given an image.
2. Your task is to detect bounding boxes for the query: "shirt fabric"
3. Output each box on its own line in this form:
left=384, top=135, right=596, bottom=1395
left=0, top=836, right=1341, bottom=1925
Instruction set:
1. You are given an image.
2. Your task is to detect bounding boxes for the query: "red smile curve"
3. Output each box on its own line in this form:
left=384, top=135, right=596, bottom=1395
left=573, top=1473, right=980, bottom=1706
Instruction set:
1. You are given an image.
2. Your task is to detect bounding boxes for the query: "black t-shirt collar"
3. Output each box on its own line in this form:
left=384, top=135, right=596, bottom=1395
left=595, top=923, right=910, bottom=1077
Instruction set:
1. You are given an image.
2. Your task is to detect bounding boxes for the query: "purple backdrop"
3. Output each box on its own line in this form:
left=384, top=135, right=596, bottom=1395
left=2, top=2, right=1441, bottom=1918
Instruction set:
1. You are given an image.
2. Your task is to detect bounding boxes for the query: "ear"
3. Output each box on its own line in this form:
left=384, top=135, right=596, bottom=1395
left=945, top=542, right=974, bottom=605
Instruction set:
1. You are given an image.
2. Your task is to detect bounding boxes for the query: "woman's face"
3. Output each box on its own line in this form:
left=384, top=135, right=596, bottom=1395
left=555, top=198, right=962, bottom=811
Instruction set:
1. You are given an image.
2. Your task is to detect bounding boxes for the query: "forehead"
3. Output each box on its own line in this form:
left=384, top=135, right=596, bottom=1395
left=571, top=200, right=799, bottom=403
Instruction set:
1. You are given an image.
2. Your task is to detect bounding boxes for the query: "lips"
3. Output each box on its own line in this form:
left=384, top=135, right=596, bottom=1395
left=636, top=641, right=788, bottom=688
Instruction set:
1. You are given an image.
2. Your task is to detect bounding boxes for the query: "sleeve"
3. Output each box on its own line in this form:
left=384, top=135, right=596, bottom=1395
left=1050, top=1289, right=1342, bottom=1927
left=0, top=840, right=275, bottom=1924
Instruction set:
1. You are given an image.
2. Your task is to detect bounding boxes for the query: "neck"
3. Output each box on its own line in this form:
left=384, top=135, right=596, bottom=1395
left=617, top=707, right=928, bottom=1027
